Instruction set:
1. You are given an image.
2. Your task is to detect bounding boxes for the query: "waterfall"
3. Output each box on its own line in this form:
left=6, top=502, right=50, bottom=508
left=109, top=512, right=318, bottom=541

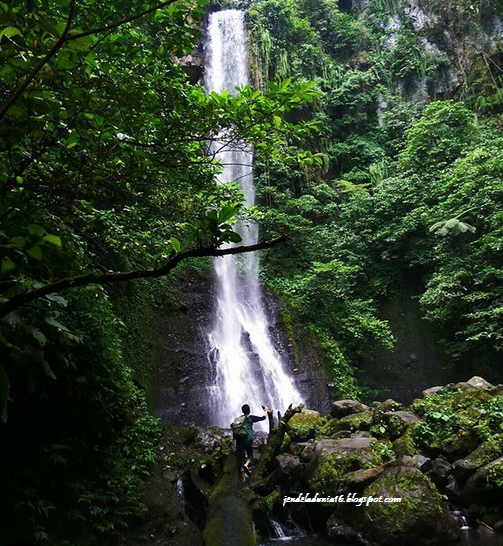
left=204, top=10, right=302, bottom=429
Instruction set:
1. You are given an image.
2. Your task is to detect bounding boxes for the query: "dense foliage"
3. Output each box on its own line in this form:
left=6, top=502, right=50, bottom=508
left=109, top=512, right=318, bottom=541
left=2, top=0, right=503, bottom=542
left=249, top=0, right=503, bottom=398
left=0, top=0, right=319, bottom=543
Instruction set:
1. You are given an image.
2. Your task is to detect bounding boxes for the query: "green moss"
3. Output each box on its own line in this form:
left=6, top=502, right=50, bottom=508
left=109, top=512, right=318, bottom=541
left=487, top=459, right=503, bottom=488
left=358, top=469, right=456, bottom=545
left=309, top=438, right=391, bottom=495
left=309, top=452, right=366, bottom=494
left=277, top=302, right=301, bottom=365
left=411, top=386, right=501, bottom=457
left=468, top=435, right=503, bottom=467
left=370, top=439, right=395, bottom=464
left=318, top=412, right=373, bottom=437
left=393, top=428, right=417, bottom=457
left=288, top=409, right=322, bottom=441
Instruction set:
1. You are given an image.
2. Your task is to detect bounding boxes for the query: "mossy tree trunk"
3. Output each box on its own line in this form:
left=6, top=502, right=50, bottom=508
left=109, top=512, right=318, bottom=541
left=202, top=440, right=257, bottom=546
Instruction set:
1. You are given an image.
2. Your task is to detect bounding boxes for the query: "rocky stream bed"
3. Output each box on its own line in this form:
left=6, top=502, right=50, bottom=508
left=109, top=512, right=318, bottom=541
left=124, top=376, right=503, bottom=546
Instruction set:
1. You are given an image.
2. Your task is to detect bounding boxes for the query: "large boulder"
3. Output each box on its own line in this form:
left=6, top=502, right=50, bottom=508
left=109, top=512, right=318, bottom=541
left=273, top=454, right=302, bottom=484
left=307, top=434, right=393, bottom=495
left=378, top=411, right=421, bottom=440
left=331, top=400, right=370, bottom=418
left=320, top=411, right=373, bottom=436
left=351, top=466, right=460, bottom=546
left=287, top=409, right=322, bottom=441
left=458, top=376, right=493, bottom=390
left=463, top=456, right=503, bottom=504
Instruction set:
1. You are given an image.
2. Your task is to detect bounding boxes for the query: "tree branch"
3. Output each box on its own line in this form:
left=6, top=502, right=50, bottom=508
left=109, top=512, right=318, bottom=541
left=66, top=0, right=178, bottom=41
left=0, top=0, right=178, bottom=123
left=0, top=235, right=287, bottom=319
left=0, top=0, right=76, bottom=123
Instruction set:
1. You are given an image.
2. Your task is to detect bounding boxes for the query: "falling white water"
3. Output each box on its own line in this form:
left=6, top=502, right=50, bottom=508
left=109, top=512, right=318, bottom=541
left=204, top=10, right=302, bottom=429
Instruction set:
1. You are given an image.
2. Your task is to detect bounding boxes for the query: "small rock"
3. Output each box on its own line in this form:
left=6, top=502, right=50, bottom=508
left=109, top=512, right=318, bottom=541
left=327, top=516, right=372, bottom=546
left=452, top=459, right=477, bottom=480
left=274, top=454, right=302, bottom=483
left=427, top=457, right=452, bottom=487
left=373, top=399, right=404, bottom=413
left=331, top=400, right=370, bottom=418
left=398, top=454, right=432, bottom=473
left=422, top=386, right=444, bottom=397
left=458, top=376, right=493, bottom=390
left=445, top=476, right=463, bottom=502
left=342, top=465, right=386, bottom=490
left=297, top=441, right=316, bottom=463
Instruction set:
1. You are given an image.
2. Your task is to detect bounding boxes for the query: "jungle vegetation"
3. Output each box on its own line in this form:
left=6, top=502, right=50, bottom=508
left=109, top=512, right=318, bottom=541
left=1, top=0, right=503, bottom=543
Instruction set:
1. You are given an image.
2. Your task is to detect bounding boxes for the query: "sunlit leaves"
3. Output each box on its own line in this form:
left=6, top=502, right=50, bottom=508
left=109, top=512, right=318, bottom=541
left=430, top=217, right=476, bottom=237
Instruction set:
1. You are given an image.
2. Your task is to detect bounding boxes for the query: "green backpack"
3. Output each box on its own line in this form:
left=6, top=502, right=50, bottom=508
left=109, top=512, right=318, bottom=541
left=231, top=415, right=249, bottom=439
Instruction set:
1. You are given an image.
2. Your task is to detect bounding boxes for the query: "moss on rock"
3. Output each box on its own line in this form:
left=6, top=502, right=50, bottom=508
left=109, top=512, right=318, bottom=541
left=352, top=467, right=459, bottom=546
left=393, top=428, right=417, bottom=457
left=288, top=409, right=322, bottom=441
left=307, top=435, right=392, bottom=495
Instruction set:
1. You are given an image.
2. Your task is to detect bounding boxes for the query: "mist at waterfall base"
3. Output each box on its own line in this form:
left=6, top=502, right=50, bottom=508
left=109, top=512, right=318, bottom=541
left=204, top=10, right=303, bottom=430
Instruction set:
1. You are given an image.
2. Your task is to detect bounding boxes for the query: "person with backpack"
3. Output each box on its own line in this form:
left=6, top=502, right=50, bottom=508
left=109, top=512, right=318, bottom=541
left=230, top=404, right=268, bottom=483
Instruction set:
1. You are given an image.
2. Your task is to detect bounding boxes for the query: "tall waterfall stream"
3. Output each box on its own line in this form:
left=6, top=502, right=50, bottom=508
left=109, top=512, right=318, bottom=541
left=204, top=10, right=303, bottom=429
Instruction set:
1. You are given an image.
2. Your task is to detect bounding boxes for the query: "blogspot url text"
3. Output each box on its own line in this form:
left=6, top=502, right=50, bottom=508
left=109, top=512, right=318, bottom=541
left=282, top=493, right=402, bottom=507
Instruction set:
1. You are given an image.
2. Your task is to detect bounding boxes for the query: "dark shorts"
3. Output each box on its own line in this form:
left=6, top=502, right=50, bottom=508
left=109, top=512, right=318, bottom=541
left=236, top=437, right=253, bottom=471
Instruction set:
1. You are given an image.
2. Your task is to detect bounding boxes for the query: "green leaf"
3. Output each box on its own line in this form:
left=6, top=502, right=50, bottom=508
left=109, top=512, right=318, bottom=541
left=225, top=231, right=242, bottom=243
left=1, top=257, right=15, bottom=274
left=45, top=294, right=68, bottom=307
left=0, top=26, right=22, bottom=39
left=169, top=237, right=181, bottom=253
left=43, top=234, right=62, bottom=247
left=41, top=361, right=57, bottom=380
left=67, top=33, right=94, bottom=51
left=28, top=224, right=46, bottom=237
left=27, top=245, right=43, bottom=260
left=31, top=328, right=48, bottom=346
left=45, top=317, right=70, bottom=332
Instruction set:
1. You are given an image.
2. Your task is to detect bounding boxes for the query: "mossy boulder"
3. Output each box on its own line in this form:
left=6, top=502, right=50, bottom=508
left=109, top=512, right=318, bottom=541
left=352, top=466, right=459, bottom=546
left=287, top=409, right=322, bottom=441
left=378, top=411, right=421, bottom=440
left=463, top=456, right=503, bottom=504
left=331, top=399, right=370, bottom=418
left=373, top=399, right=404, bottom=413
left=319, top=412, right=373, bottom=436
left=393, top=427, right=417, bottom=457
left=465, top=435, right=503, bottom=468
left=307, top=434, right=392, bottom=495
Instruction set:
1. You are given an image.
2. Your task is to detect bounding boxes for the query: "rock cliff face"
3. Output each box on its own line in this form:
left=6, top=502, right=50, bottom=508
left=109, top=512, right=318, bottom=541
left=354, top=0, right=503, bottom=103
